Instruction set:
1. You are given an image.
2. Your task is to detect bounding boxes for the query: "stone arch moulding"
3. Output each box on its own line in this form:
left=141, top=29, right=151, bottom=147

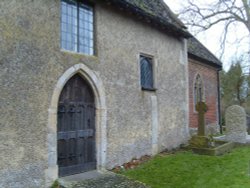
left=45, top=63, right=107, bottom=186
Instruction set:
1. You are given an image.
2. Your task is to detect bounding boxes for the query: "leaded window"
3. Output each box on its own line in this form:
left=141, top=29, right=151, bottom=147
left=140, top=56, right=154, bottom=90
left=61, top=0, right=94, bottom=55
left=194, top=74, right=204, bottom=106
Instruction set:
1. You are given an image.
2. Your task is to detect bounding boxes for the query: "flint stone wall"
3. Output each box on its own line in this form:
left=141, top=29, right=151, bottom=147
left=0, top=1, right=189, bottom=187
left=225, top=105, right=247, bottom=143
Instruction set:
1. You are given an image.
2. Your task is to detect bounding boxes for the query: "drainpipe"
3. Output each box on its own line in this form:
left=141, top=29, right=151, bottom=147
left=217, top=69, right=222, bottom=134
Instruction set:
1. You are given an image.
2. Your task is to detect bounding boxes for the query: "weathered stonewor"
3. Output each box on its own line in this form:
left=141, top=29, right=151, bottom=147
left=190, top=102, right=208, bottom=148
left=225, top=105, right=247, bottom=143
left=196, top=101, right=207, bottom=136
left=191, top=102, right=235, bottom=156
left=206, top=123, right=220, bottom=136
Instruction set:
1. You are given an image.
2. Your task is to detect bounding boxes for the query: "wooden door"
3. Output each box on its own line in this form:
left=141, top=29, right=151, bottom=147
left=57, top=74, right=96, bottom=177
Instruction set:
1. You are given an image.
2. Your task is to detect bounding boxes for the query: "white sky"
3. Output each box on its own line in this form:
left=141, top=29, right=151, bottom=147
left=165, top=0, right=249, bottom=71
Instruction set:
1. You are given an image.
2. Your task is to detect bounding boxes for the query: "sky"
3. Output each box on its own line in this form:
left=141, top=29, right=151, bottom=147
left=165, top=0, right=249, bottom=71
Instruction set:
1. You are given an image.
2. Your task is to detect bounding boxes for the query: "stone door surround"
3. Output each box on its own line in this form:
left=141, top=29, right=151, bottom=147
left=45, top=64, right=107, bottom=186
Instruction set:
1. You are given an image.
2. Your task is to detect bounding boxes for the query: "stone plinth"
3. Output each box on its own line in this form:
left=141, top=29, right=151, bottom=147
left=225, top=105, right=247, bottom=143
left=190, top=135, right=209, bottom=148
left=192, top=141, right=234, bottom=156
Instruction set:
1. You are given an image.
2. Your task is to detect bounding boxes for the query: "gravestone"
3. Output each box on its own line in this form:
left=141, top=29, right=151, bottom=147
left=225, top=105, right=247, bottom=143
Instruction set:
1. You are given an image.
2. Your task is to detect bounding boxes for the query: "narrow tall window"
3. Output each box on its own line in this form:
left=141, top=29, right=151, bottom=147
left=140, top=55, right=154, bottom=90
left=194, top=74, right=204, bottom=106
left=61, top=0, right=94, bottom=55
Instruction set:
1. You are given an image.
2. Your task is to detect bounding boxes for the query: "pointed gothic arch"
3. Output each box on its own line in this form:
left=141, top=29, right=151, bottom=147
left=45, top=64, right=107, bottom=185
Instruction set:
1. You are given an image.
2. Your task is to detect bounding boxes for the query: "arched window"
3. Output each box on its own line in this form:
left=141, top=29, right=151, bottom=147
left=140, top=55, right=153, bottom=90
left=194, top=74, right=204, bottom=106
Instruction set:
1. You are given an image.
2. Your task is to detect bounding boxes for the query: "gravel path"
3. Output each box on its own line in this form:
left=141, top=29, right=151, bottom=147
left=61, top=173, right=150, bottom=188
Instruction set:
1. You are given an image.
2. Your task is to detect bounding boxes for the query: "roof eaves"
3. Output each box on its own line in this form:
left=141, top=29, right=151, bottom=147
left=188, top=53, right=222, bottom=70
left=102, top=0, right=192, bottom=38
left=188, top=36, right=222, bottom=67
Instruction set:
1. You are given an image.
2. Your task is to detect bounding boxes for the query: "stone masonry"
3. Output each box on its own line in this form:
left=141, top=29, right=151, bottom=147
left=225, top=105, right=247, bottom=143
left=0, top=1, right=189, bottom=187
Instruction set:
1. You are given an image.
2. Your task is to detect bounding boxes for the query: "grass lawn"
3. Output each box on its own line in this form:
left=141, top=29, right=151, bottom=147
left=121, top=146, right=250, bottom=188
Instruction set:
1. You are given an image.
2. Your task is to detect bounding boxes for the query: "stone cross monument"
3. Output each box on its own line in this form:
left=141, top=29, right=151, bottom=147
left=195, top=101, right=207, bottom=136
left=190, top=101, right=208, bottom=148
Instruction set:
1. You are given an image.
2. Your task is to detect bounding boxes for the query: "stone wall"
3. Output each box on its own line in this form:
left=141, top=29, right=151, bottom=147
left=0, top=0, right=189, bottom=187
left=188, top=59, right=219, bottom=130
left=96, top=3, right=189, bottom=165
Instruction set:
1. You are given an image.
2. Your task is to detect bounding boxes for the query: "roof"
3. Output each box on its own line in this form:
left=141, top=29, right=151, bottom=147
left=188, top=37, right=222, bottom=69
left=100, top=0, right=221, bottom=67
left=101, top=0, right=191, bottom=38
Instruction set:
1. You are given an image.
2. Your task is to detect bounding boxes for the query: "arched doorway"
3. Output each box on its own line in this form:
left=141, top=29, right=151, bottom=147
left=57, top=74, right=96, bottom=177
left=46, top=64, right=107, bottom=186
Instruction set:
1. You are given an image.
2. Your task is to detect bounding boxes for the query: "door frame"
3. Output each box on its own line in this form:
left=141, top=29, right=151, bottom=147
left=45, top=64, right=107, bottom=186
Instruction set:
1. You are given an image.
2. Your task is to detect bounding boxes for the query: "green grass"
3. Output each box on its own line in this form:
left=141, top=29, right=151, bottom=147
left=50, top=180, right=60, bottom=188
left=121, top=147, right=250, bottom=188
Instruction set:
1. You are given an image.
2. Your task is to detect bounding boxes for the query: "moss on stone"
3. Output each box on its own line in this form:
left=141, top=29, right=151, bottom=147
left=189, top=135, right=209, bottom=148
left=50, top=180, right=60, bottom=188
left=192, top=141, right=234, bottom=156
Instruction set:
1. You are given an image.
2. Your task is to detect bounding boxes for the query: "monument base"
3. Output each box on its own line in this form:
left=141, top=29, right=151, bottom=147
left=192, top=141, right=234, bottom=156
left=189, top=135, right=209, bottom=148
